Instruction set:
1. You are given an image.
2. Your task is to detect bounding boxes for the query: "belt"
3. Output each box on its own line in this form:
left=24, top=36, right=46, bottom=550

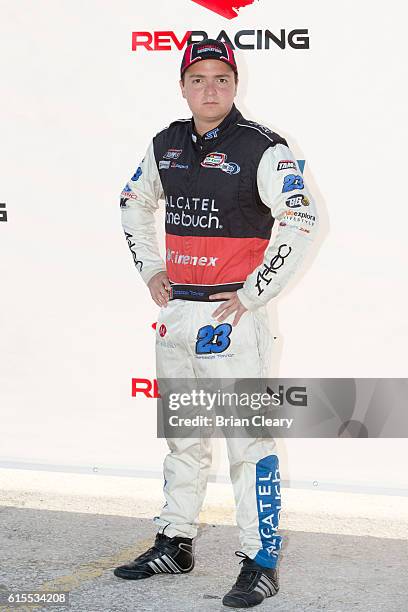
left=169, top=282, right=244, bottom=302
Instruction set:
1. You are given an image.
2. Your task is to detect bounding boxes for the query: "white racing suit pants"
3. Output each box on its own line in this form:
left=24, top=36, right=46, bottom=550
left=154, top=299, right=282, bottom=568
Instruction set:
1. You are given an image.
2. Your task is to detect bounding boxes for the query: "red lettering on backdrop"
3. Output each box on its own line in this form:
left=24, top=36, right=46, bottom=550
left=132, top=378, right=161, bottom=398
left=132, top=32, right=153, bottom=50
left=191, top=0, right=255, bottom=20
left=154, top=32, right=172, bottom=51
left=170, top=31, right=193, bottom=50
left=132, top=31, right=193, bottom=51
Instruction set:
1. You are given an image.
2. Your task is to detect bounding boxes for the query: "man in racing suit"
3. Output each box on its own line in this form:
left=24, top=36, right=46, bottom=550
left=114, top=39, right=318, bottom=609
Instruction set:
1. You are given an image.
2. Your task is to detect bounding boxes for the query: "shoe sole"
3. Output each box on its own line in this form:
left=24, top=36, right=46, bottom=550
left=222, top=588, right=279, bottom=608
left=113, top=566, right=195, bottom=580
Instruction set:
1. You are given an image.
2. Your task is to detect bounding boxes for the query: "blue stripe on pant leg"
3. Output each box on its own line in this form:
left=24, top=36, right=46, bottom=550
left=254, top=454, right=282, bottom=568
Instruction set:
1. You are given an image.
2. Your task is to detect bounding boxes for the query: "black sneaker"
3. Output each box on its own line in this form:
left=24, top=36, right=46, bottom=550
left=222, top=551, right=279, bottom=608
left=113, top=533, right=194, bottom=580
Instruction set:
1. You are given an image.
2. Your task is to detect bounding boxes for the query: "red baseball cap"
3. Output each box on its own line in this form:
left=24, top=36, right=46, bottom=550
left=180, top=39, right=238, bottom=78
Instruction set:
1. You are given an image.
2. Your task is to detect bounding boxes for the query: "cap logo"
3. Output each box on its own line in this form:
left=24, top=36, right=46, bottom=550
left=197, top=45, right=222, bottom=54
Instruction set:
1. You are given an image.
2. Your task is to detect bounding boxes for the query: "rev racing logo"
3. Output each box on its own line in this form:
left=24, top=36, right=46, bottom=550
left=131, top=30, right=310, bottom=52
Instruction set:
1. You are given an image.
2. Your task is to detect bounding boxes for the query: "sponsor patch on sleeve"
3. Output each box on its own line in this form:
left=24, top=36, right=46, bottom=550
left=277, top=160, right=296, bottom=171
left=131, top=166, right=142, bottom=181
left=285, top=194, right=310, bottom=208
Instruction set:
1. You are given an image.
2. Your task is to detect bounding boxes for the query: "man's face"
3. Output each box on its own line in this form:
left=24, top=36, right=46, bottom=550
left=180, top=59, right=237, bottom=122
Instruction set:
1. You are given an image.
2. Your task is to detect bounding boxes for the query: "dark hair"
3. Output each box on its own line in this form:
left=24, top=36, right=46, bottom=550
left=181, top=72, right=238, bottom=85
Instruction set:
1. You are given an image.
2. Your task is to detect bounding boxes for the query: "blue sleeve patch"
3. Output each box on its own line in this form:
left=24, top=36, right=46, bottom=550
left=282, top=174, right=304, bottom=193
left=131, top=166, right=142, bottom=182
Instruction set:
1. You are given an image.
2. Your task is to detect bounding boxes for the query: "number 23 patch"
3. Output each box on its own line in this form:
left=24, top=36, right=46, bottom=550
left=282, top=174, right=304, bottom=193
left=196, top=324, right=232, bottom=354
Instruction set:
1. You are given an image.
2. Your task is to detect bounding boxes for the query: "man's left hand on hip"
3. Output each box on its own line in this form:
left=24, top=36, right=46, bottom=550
left=209, top=292, right=248, bottom=326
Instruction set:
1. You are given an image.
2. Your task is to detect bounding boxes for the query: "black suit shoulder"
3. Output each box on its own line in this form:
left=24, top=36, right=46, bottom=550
left=236, top=117, right=288, bottom=148
left=154, top=117, right=191, bottom=139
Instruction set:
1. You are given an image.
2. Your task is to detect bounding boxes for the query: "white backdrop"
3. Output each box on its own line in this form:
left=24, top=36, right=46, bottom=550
left=1, top=0, right=407, bottom=493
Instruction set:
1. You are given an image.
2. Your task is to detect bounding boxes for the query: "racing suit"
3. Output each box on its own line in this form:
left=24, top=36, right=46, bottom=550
left=121, top=104, right=318, bottom=568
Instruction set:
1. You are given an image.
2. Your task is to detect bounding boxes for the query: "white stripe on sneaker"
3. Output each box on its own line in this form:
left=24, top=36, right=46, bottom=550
left=162, top=555, right=181, bottom=573
left=260, top=574, right=277, bottom=594
left=155, top=558, right=169, bottom=572
left=255, top=586, right=267, bottom=597
left=148, top=561, right=159, bottom=573
left=259, top=579, right=272, bottom=596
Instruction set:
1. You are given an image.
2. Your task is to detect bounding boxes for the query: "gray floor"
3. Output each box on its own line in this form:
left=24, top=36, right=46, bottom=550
left=1, top=506, right=407, bottom=612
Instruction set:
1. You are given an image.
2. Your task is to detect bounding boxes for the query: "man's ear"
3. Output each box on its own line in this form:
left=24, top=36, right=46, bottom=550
left=179, top=79, right=186, bottom=99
